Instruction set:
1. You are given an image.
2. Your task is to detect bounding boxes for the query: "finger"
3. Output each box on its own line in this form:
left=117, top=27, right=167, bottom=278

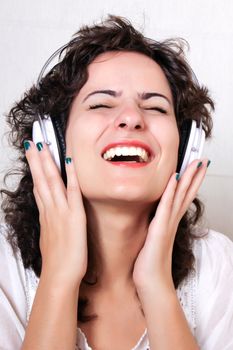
left=172, top=158, right=208, bottom=218
left=65, top=157, right=85, bottom=214
left=24, top=140, right=53, bottom=207
left=35, top=142, right=68, bottom=209
left=150, top=173, right=178, bottom=230
left=179, top=159, right=209, bottom=216
left=33, top=186, right=44, bottom=214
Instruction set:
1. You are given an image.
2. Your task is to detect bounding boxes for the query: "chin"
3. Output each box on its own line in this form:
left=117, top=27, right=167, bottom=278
left=99, top=185, right=162, bottom=204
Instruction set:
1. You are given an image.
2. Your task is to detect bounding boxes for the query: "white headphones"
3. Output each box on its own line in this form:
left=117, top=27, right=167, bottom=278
left=177, top=118, right=205, bottom=176
left=32, top=45, right=206, bottom=181
left=33, top=114, right=205, bottom=178
left=33, top=115, right=62, bottom=172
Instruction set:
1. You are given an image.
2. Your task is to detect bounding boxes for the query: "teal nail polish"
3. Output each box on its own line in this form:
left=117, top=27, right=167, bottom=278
left=36, top=142, right=43, bottom=151
left=197, top=161, right=203, bottom=169
left=207, top=160, right=211, bottom=168
left=176, top=173, right=180, bottom=181
left=23, top=140, right=30, bottom=151
left=65, top=157, right=72, bottom=164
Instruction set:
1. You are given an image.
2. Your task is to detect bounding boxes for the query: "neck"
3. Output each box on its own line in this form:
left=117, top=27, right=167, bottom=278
left=83, top=199, right=156, bottom=293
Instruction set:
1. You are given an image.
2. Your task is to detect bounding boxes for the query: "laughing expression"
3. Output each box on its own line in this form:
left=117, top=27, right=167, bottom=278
left=65, top=51, right=179, bottom=204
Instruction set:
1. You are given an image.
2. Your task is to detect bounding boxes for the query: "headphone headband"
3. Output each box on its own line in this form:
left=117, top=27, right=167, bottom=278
left=33, top=44, right=206, bottom=182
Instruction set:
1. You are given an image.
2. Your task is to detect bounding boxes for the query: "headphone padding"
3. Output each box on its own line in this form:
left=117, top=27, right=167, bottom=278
left=177, top=119, right=192, bottom=173
left=52, top=118, right=67, bottom=186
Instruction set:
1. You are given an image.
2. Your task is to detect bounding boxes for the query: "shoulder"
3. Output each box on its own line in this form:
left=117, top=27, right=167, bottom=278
left=0, top=222, right=16, bottom=260
left=193, top=227, right=233, bottom=248
left=192, top=228, right=233, bottom=279
left=0, top=221, right=28, bottom=292
left=192, top=228, right=233, bottom=347
left=0, top=222, right=24, bottom=265
left=0, top=222, right=28, bottom=340
left=0, top=222, right=27, bottom=290
left=193, top=227, right=233, bottom=253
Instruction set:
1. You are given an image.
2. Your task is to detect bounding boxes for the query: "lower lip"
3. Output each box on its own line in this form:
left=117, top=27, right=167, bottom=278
left=107, top=161, right=149, bottom=168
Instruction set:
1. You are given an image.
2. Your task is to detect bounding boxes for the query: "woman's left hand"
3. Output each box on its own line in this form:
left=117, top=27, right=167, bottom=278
left=132, top=158, right=210, bottom=294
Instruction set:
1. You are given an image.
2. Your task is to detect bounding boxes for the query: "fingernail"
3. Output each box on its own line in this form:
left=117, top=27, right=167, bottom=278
left=176, top=173, right=180, bottom=181
left=36, top=142, right=43, bottom=151
left=207, top=160, right=211, bottom=168
left=23, top=140, right=30, bottom=151
left=197, top=161, right=203, bottom=169
left=65, top=157, right=72, bottom=164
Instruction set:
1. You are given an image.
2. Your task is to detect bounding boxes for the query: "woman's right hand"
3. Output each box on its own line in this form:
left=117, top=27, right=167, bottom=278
left=24, top=140, right=88, bottom=290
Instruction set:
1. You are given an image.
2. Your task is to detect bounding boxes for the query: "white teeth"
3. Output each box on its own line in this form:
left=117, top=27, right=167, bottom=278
left=102, top=146, right=150, bottom=162
left=115, top=147, right=121, bottom=156
left=129, top=147, right=136, bottom=155
left=142, top=150, right=148, bottom=162
left=122, top=147, right=128, bottom=156
left=137, top=147, right=143, bottom=157
left=109, top=149, right=115, bottom=158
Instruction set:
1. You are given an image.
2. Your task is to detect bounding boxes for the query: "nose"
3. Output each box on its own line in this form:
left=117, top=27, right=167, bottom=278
left=114, top=104, right=145, bottom=131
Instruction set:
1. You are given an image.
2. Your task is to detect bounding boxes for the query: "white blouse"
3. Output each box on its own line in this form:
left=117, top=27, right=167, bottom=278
left=0, top=223, right=233, bottom=350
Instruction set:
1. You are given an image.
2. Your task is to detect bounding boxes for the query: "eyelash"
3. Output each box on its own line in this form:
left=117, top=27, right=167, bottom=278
left=89, top=104, right=111, bottom=109
left=89, top=104, right=167, bottom=114
left=144, top=107, right=167, bottom=114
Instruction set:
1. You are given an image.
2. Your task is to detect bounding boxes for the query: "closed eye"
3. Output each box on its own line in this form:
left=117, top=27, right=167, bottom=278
left=89, top=104, right=111, bottom=109
left=89, top=104, right=167, bottom=114
left=144, top=107, right=167, bottom=114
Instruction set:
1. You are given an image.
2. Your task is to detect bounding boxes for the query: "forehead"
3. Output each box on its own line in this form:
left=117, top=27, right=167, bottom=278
left=78, top=51, right=172, bottom=99
left=89, top=50, right=162, bottom=73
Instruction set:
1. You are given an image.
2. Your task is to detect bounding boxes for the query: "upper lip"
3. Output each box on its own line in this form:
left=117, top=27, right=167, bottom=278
left=101, top=140, right=154, bottom=158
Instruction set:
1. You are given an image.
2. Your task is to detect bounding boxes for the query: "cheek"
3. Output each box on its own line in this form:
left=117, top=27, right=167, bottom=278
left=165, top=128, right=179, bottom=157
left=147, top=126, right=179, bottom=201
left=153, top=120, right=179, bottom=157
left=66, top=117, right=94, bottom=151
left=65, top=119, right=104, bottom=195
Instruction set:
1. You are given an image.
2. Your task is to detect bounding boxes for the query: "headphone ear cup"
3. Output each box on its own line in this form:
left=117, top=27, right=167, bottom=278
left=177, top=119, right=206, bottom=177
left=177, top=119, right=192, bottom=175
left=32, top=116, right=67, bottom=185
left=52, top=118, right=67, bottom=185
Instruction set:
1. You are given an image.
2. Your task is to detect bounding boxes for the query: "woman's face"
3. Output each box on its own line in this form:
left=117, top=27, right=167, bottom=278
left=65, top=51, right=179, bottom=204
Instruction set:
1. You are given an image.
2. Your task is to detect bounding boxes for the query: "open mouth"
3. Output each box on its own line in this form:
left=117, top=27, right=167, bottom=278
left=102, top=146, right=152, bottom=163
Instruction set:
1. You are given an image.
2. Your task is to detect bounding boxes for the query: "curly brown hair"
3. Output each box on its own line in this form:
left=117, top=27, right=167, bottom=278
left=0, top=15, right=214, bottom=323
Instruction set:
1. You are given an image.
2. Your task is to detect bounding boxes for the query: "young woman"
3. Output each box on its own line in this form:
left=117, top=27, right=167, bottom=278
left=0, top=15, right=232, bottom=350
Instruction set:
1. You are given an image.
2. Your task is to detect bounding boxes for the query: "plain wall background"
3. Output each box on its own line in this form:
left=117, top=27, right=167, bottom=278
left=0, top=0, right=232, bottom=240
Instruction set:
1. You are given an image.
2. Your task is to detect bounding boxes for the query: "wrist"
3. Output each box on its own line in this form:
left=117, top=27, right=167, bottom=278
left=40, top=269, right=81, bottom=295
left=136, top=278, right=176, bottom=302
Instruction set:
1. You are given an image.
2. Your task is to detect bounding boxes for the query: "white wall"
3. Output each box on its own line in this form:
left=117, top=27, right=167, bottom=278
left=0, top=0, right=232, bottom=239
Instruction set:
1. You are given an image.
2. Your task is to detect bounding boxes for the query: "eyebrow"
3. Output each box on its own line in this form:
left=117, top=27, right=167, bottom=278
left=140, top=92, right=171, bottom=105
left=82, top=90, right=121, bottom=102
left=82, top=89, right=172, bottom=105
